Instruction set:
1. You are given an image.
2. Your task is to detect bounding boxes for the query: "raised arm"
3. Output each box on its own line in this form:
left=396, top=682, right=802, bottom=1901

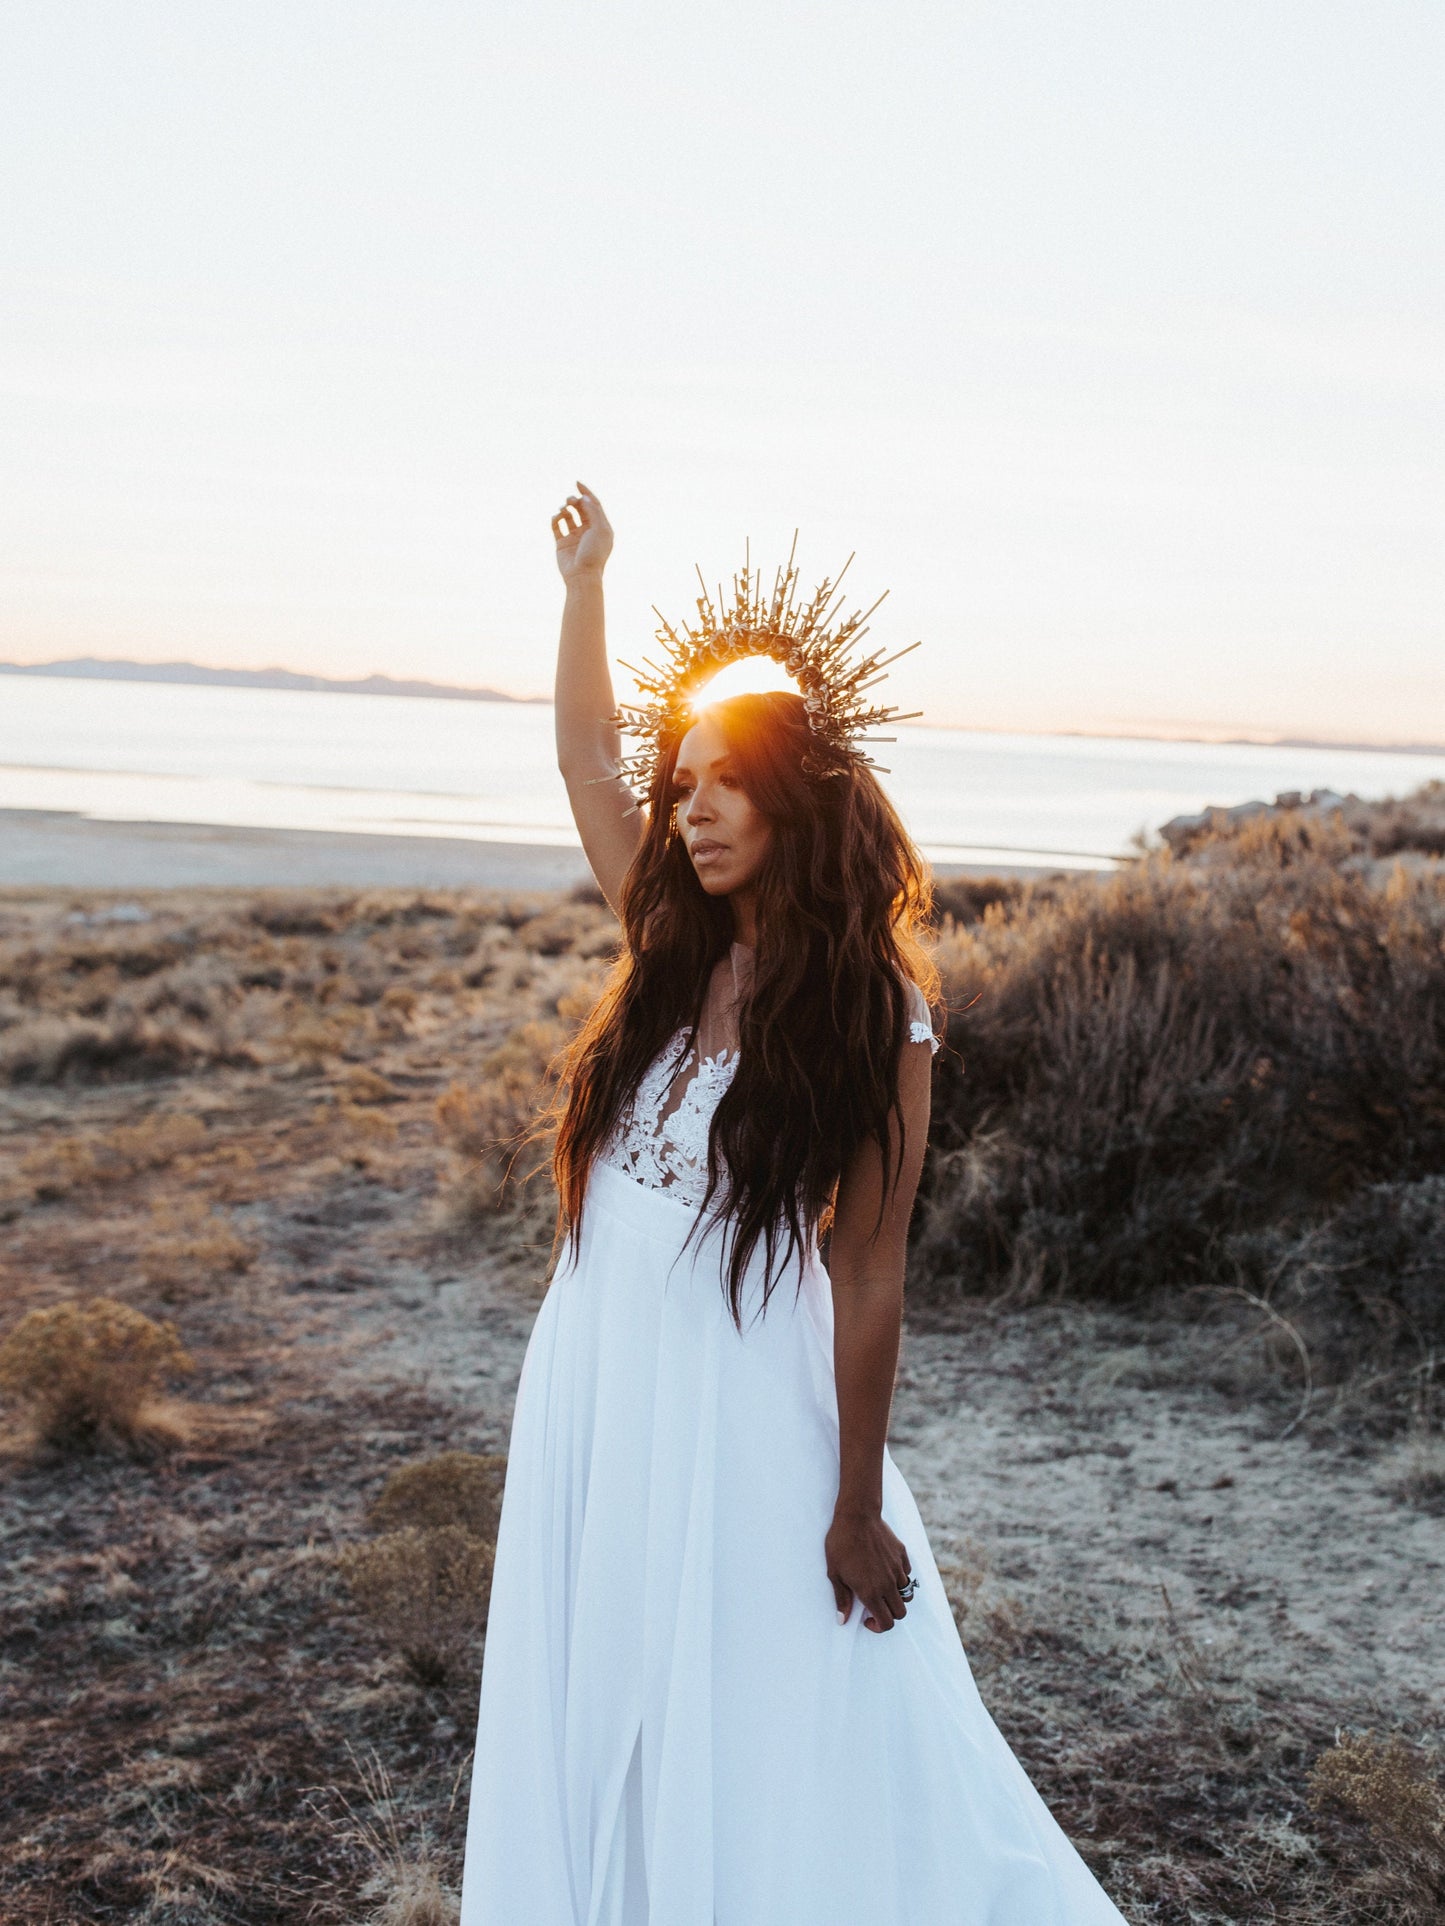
left=551, top=483, right=643, bottom=916
left=823, top=1024, right=933, bottom=1633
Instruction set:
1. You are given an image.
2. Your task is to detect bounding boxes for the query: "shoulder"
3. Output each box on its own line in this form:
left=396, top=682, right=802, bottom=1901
left=901, top=976, right=940, bottom=1055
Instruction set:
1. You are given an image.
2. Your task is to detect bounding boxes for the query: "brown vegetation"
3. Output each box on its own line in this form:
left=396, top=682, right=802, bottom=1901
left=0, top=1296, right=193, bottom=1453
left=1309, top=1733, right=1445, bottom=1918
left=340, top=1526, right=495, bottom=1689
left=340, top=1450, right=505, bottom=1687
left=367, top=1448, right=507, bottom=1540
left=920, top=792, right=1445, bottom=1431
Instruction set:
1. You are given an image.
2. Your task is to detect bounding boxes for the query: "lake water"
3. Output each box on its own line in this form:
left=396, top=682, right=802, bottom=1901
left=2, top=674, right=1443, bottom=870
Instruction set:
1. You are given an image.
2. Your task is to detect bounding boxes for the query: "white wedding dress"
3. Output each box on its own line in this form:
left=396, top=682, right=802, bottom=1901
left=460, top=945, right=1127, bottom=1924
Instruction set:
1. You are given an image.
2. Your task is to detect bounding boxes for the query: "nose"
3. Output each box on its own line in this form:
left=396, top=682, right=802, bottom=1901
left=683, top=784, right=713, bottom=828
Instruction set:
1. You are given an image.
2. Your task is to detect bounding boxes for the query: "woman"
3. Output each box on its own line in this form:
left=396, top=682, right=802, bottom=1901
left=459, top=486, right=1126, bottom=1924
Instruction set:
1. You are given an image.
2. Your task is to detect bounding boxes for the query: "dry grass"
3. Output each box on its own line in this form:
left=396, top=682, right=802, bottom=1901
left=19, top=1111, right=207, bottom=1200
left=937, top=1541, right=1030, bottom=1670
left=0, top=1295, right=194, bottom=1453
left=433, top=1012, right=579, bottom=1233
left=326, top=1752, right=463, bottom=1926
left=141, top=1197, right=258, bottom=1300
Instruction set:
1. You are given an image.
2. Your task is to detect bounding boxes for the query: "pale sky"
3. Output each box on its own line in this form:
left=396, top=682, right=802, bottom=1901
left=2, top=1, right=1442, bottom=741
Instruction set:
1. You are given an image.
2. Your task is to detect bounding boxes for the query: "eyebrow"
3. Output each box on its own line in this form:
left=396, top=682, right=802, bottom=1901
left=673, top=752, right=733, bottom=778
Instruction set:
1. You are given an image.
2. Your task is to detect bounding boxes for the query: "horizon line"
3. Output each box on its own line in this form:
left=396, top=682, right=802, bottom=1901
left=2, top=654, right=1443, bottom=760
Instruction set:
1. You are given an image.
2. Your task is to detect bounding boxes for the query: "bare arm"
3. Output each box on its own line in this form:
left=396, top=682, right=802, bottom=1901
left=824, top=1030, right=933, bottom=1632
left=551, top=483, right=643, bottom=915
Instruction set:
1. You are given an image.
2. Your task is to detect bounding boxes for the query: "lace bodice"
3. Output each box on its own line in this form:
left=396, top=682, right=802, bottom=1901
left=597, top=949, right=939, bottom=1210
left=598, top=1028, right=741, bottom=1207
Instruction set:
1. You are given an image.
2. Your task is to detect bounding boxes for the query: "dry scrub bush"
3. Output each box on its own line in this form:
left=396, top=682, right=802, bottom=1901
left=368, top=1449, right=506, bottom=1540
left=0, top=1008, right=213, bottom=1084
left=1269, top=1174, right=1445, bottom=1421
left=286, top=1001, right=367, bottom=1069
left=343, top=1066, right=403, bottom=1103
left=917, top=823, right=1445, bottom=1372
left=340, top=1526, right=494, bottom=1687
left=1167, top=779, right=1445, bottom=863
left=343, top=1451, right=504, bottom=1685
left=314, top=1097, right=402, bottom=1155
left=0, top=1296, right=193, bottom=1452
left=141, top=1199, right=257, bottom=1300
left=435, top=1017, right=567, bottom=1224
left=515, top=899, right=619, bottom=958
left=20, top=1111, right=206, bottom=1200
left=1309, top=1732, right=1445, bottom=1915
left=1364, top=779, right=1445, bottom=858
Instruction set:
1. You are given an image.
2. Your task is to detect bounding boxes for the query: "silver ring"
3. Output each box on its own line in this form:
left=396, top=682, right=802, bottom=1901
left=899, top=1576, right=917, bottom=1602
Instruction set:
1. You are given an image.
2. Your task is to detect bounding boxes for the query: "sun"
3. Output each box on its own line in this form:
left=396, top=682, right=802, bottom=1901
left=689, top=654, right=801, bottom=712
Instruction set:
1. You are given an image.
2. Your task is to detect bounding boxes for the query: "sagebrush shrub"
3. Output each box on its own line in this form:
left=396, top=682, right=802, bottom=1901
left=918, top=837, right=1445, bottom=1304
left=369, top=1450, right=507, bottom=1541
left=0, top=1296, right=194, bottom=1451
left=0, top=1011, right=205, bottom=1085
left=340, top=1526, right=495, bottom=1686
left=1309, top=1732, right=1445, bottom=1912
left=1271, top=1176, right=1445, bottom=1403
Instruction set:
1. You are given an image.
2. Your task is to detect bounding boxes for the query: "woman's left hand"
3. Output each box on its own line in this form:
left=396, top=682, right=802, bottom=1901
left=826, top=1507, right=913, bottom=1633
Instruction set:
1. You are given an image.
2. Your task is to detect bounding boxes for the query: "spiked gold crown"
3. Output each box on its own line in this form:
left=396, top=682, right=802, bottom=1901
left=614, top=540, right=921, bottom=798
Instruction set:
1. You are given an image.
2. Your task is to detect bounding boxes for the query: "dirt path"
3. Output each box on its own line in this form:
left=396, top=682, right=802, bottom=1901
left=312, top=1214, right=1443, bottom=1730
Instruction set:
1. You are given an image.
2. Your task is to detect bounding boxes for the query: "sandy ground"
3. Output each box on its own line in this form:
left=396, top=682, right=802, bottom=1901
left=331, top=1230, right=1444, bottom=1727
left=0, top=810, right=597, bottom=890
left=0, top=808, right=1084, bottom=890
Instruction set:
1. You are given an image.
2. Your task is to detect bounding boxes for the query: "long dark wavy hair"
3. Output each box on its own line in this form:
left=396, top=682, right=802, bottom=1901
left=553, top=689, right=939, bottom=1325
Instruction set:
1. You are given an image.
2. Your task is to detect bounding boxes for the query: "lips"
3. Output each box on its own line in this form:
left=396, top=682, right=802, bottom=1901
left=690, top=840, right=726, bottom=862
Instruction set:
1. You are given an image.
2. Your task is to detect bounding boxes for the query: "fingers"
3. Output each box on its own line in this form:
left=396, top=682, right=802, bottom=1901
left=551, top=501, right=583, bottom=545
left=862, top=1578, right=909, bottom=1634
left=829, top=1573, right=853, bottom=1625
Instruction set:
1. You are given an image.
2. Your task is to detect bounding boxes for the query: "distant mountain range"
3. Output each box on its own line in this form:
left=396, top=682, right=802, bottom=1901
left=0, top=656, right=546, bottom=705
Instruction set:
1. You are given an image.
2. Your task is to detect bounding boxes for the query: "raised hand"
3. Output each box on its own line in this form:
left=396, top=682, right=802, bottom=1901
left=552, top=482, right=614, bottom=584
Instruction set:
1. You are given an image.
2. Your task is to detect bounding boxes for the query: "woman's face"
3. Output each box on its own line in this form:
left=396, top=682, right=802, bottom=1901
left=672, top=713, right=775, bottom=900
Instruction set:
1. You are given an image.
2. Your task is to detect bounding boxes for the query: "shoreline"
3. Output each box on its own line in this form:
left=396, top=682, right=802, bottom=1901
left=0, top=810, right=1084, bottom=891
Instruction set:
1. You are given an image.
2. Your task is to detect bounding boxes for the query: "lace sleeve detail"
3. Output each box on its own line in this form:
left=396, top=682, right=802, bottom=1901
left=905, top=980, right=939, bottom=1055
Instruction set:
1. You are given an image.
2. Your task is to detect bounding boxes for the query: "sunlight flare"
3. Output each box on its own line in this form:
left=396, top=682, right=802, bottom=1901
left=688, top=654, right=802, bottom=712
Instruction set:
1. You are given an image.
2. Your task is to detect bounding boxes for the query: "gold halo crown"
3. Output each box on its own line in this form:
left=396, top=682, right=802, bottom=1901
left=615, top=539, right=921, bottom=797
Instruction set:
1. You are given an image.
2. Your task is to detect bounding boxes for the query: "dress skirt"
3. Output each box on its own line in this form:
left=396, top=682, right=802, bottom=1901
left=459, top=1156, right=1127, bottom=1924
